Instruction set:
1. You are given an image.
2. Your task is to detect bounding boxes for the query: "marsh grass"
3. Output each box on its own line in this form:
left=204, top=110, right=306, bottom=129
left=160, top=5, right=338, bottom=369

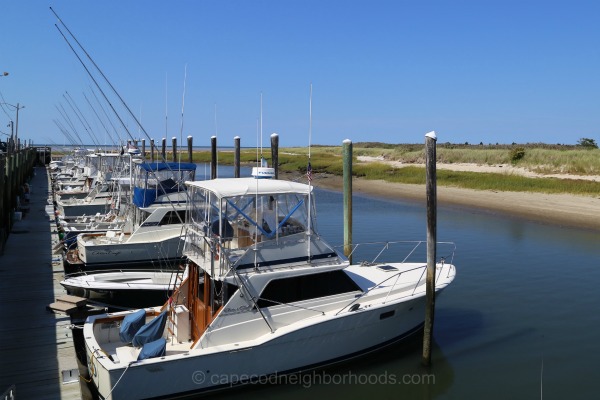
left=196, top=146, right=600, bottom=196
left=354, top=145, right=600, bottom=176
left=56, top=144, right=596, bottom=196
left=352, top=164, right=600, bottom=195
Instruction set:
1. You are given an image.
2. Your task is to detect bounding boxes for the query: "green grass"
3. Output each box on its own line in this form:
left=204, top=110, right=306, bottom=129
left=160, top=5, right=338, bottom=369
left=352, top=164, right=600, bottom=195
left=217, top=147, right=600, bottom=196
left=55, top=143, right=600, bottom=196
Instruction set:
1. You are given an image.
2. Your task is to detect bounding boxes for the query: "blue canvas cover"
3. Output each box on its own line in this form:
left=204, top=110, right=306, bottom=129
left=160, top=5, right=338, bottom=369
left=138, top=162, right=196, bottom=172
left=137, top=338, right=166, bottom=361
left=132, top=311, right=168, bottom=347
left=119, top=309, right=146, bottom=343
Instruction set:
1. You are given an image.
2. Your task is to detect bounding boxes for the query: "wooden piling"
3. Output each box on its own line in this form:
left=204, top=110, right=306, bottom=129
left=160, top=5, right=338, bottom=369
left=161, top=138, right=167, bottom=162
left=141, top=139, right=146, bottom=158
left=422, top=131, right=437, bottom=366
left=210, top=136, right=217, bottom=179
left=0, top=147, right=36, bottom=249
left=343, top=139, right=353, bottom=263
left=172, top=137, right=177, bottom=162
left=271, top=133, right=279, bottom=179
left=187, top=136, right=193, bottom=163
left=150, top=139, right=155, bottom=162
left=234, top=136, right=241, bottom=178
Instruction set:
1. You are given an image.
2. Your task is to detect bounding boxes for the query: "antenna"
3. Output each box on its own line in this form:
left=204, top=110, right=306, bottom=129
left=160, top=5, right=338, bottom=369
left=309, top=83, right=312, bottom=159
left=165, top=72, right=168, bottom=140
left=260, top=92, right=263, bottom=156
left=179, top=64, right=187, bottom=164
left=307, top=83, right=313, bottom=260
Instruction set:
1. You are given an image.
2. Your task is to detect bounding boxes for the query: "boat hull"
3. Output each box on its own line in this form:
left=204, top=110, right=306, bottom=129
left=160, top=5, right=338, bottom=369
left=76, top=237, right=184, bottom=270
left=62, top=284, right=173, bottom=309
left=86, top=295, right=431, bottom=399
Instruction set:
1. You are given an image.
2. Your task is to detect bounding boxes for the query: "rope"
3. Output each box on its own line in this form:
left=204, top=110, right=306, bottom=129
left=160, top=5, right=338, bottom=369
left=106, top=362, right=133, bottom=398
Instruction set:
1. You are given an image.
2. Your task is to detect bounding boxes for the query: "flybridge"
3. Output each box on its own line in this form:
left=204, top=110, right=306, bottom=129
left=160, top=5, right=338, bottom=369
left=132, top=162, right=196, bottom=208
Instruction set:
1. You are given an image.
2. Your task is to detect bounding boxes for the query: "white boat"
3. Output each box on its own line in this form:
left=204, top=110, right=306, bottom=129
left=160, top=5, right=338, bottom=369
left=82, top=171, right=457, bottom=399
left=64, top=161, right=197, bottom=271
left=60, top=268, right=188, bottom=308
left=66, top=204, right=187, bottom=270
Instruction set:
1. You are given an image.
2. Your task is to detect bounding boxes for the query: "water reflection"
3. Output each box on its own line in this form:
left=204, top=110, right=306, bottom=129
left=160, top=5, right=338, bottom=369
left=187, top=173, right=600, bottom=399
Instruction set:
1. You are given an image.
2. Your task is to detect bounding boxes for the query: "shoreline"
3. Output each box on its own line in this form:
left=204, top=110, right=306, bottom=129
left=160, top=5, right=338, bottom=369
left=281, top=171, right=600, bottom=232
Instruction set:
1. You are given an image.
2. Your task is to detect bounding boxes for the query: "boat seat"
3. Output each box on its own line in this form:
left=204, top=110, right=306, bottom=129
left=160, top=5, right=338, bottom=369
left=137, top=338, right=167, bottom=361
left=119, top=309, right=146, bottom=343
left=132, top=311, right=168, bottom=348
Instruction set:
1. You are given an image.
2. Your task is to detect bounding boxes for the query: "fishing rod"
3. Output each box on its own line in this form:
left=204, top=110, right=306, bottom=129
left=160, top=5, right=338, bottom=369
left=82, top=90, right=119, bottom=149
left=88, top=86, right=122, bottom=148
left=52, top=8, right=193, bottom=227
left=63, top=91, right=101, bottom=149
left=52, top=119, right=78, bottom=146
left=51, top=7, right=155, bottom=153
left=55, top=104, right=84, bottom=146
left=53, top=23, right=136, bottom=149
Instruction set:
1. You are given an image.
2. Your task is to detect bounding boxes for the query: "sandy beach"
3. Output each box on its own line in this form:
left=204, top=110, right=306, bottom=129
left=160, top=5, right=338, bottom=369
left=281, top=163, right=600, bottom=232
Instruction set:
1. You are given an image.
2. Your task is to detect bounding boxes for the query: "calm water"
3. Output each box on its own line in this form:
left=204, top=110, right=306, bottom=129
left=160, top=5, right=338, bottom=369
left=200, top=171, right=600, bottom=400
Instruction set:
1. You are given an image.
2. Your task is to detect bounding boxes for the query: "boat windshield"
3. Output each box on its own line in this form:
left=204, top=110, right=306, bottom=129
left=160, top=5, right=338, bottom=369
left=189, top=189, right=314, bottom=249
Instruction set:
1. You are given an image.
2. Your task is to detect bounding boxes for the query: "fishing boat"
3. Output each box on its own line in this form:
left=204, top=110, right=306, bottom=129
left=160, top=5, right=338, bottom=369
left=64, top=161, right=196, bottom=271
left=65, top=204, right=187, bottom=271
left=60, top=268, right=188, bottom=308
left=82, top=169, right=457, bottom=399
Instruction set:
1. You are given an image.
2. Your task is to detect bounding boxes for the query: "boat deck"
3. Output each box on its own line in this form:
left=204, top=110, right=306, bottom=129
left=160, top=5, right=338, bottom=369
left=0, top=167, right=83, bottom=399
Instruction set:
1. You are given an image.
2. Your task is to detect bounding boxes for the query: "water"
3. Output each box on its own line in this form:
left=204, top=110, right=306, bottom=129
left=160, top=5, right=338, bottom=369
left=205, top=184, right=600, bottom=400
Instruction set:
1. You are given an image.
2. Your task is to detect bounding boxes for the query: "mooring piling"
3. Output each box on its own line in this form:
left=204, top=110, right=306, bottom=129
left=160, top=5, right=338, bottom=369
left=343, top=139, right=353, bottom=264
left=234, top=136, right=241, bottom=178
left=211, top=136, right=217, bottom=179
left=150, top=139, right=155, bottom=162
left=172, top=137, right=177, bottom=162
left=187, top=136, right=193, bottom=163
left=271, top=133, right=279, bottom=179
left=422, top=130, right=437, bottom=366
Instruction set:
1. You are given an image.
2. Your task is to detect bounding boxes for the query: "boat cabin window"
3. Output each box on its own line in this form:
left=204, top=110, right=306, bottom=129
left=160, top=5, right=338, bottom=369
left=159, top=210, right=187, bottom=225
left=196, top=276, right=237, bottom=310
left=256, top=270, right=361, bottom=308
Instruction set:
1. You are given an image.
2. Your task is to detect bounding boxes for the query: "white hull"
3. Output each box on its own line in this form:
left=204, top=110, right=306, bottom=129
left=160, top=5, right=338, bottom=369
left=85, top=293, right=433, bottom=399
left=77, top=234, right=184, bottom=269
left=82, top=177, right=457, bottom=400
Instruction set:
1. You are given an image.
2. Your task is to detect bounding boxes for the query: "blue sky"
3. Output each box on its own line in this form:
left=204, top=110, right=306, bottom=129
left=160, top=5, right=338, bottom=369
left=1, top=0, right=599, bottom=148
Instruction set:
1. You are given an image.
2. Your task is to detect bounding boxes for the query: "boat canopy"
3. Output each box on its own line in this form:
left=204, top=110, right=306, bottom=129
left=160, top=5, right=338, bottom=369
left=138, top=162, right=196, bottom=172
left=133, top=162, right=196, bottom=208
left=185, top=178, right=312, bottom=199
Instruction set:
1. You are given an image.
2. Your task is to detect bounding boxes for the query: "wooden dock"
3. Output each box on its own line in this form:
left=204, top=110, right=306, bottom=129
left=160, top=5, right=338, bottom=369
left=0, top=166, right=83, bottom=399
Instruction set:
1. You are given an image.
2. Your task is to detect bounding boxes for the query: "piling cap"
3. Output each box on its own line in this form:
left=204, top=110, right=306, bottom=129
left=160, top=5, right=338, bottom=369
left=425, top=131, right=437, bottom=141
left=343, top=139, right=352, bottom=144
left=187, top=135, right=193, bottom=139
left=211, top=135, right=217, bottom=139
left=234, top=136, right=240, bottom=139
left=271, top=132, right=278, bottom=137
left=172, top=136, right=177, bottom=140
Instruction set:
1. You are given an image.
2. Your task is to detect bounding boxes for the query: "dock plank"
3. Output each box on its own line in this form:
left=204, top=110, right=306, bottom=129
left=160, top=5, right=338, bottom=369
left=0, top=167, right=82, bottom=400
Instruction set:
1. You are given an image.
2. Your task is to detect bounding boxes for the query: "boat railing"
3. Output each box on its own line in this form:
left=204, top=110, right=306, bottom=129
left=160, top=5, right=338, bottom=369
left=63, top=267, right=181, bottom=280
left=333, top=240, right=456, bottom=266
left=335, top=259, right=454, bottom=316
